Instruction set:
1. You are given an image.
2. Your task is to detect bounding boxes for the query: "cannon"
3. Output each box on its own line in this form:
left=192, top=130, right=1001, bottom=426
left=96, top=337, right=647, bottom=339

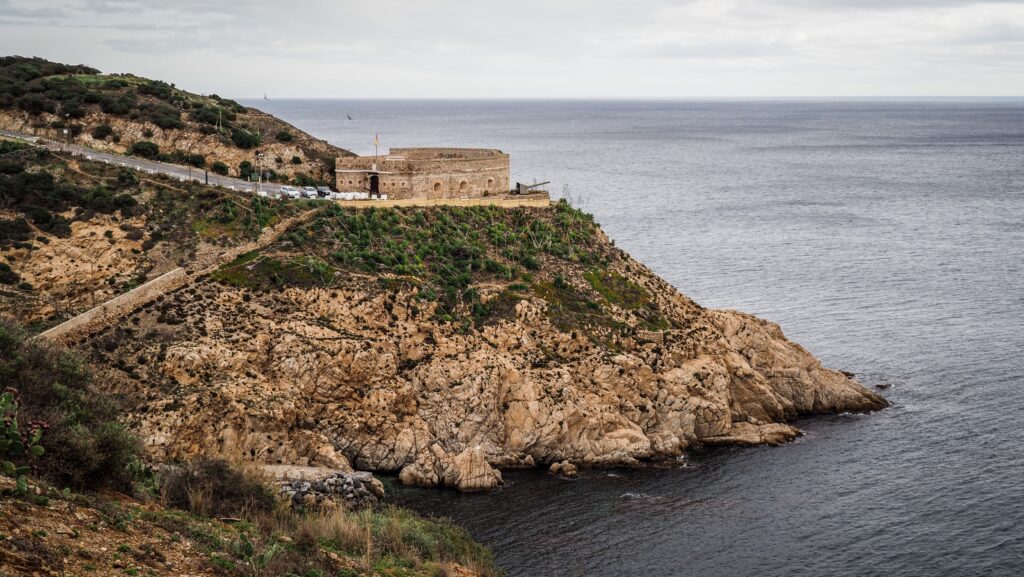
left=514, top=181, right=550, bottom=195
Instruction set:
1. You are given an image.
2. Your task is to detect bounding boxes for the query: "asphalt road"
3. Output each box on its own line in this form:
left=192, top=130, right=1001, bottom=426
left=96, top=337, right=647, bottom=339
left=0, top=127, right=279, bottom=195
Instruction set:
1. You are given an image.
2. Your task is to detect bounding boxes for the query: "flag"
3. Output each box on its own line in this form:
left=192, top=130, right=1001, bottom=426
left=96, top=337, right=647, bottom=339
left=374, top=133, right=379, bottom=146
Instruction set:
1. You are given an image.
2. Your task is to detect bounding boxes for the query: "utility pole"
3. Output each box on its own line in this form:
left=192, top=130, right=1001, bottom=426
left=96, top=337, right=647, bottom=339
left=255, top=151, right=263, bottom=194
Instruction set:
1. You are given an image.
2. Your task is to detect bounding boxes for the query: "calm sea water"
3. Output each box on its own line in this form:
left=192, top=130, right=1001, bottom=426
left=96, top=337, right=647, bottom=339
left=243, top=99, right=1024, bottom=577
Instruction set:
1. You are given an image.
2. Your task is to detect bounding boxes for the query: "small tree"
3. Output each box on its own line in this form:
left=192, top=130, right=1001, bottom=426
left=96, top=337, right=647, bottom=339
left=239, top=160, right=253, bottom=179
left=129, top=141, right=160, bottom=159
left=275, top=130, right=293, bottom=142
left=211, top=161, right=229, bottom=175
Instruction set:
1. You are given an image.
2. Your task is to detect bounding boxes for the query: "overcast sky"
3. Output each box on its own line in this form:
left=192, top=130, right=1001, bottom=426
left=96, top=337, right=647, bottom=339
left=2, top=0, right=1022, bottom=98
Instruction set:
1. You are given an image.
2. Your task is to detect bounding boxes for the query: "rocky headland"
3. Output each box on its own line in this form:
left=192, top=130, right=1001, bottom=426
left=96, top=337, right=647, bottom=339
left=66, top=201, right=887, bottom=492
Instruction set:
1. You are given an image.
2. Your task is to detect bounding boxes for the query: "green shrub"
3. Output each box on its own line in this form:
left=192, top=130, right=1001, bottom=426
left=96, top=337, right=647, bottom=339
left=230, top=127, right=260, bottom=149
left=99, top=94, right=134, bottom=115
left=275, top=130, right=293, bottom=142
left=290, top=155, right=302, bottom=165
left=238, top=160, right=252, bottom=179
left=15, top=93, right=56, bottom=115
left=90, top=123, right=113, bottom=140
left=182, top=153, right=205, bottom=168
left=0, top=320, right=141, bottom=491
left=211, top=161, right=229, bottom=175
left=129, top=140, right=160, bottom=159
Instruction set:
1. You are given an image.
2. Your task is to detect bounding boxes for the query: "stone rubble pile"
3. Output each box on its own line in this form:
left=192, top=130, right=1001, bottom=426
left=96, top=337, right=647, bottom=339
left=279, top=471, right=385, bottom=510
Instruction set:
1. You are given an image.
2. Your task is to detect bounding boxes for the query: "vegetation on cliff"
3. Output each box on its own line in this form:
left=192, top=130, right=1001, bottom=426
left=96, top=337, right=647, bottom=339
left=213, top=201, right=673, bottom=340
left=0, top=56, right=351, bottom=185
left=0, top=318, right=500, bottom=576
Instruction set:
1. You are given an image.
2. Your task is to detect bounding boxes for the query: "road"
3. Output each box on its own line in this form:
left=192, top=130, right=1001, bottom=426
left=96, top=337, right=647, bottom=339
left=0, top=127, right=278, bottom=196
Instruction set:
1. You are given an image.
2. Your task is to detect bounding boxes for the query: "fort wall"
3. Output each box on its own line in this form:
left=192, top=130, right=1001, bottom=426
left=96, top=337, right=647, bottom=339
left=336, top=147, right=510, bottom=199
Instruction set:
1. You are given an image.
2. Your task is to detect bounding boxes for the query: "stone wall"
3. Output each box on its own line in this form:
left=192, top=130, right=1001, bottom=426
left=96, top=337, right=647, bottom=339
left=35, top=267, right=190, bottom=345
left=34, top=209, right=320, bottom=345
left=335, top=147, right=510, bottom=199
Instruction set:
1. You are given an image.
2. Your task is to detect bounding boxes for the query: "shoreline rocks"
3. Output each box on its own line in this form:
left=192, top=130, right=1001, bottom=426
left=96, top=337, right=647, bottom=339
left=279, top=471, right=385, bottom=510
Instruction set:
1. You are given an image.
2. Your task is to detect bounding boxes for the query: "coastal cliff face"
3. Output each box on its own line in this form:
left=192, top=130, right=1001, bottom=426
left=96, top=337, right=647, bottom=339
left=74, top=202, right=886, bottom=491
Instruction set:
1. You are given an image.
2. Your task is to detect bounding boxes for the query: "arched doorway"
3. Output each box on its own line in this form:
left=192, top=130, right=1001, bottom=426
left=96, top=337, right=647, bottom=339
left=486, top=178, right=494, bottom=193
left=369, top=174, right=379, bottom=196
left=433, top=182, right=441, bottom=194
left=459, top=181, right=468, bottom=193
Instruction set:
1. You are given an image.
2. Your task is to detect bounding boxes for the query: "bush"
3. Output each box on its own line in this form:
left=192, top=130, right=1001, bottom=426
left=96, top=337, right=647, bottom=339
left=91, top=123, right=113, bottom=140
left=238, top=160, right=252, bottom=179
left=184, top=153, right=205, bottom=168
left=0, top=320, right=141, bottom=490
left=137, top=79, right=173, bottom=100
left=99, top=94, right=134, bottom=115
left=16, top=93, right=56, bottom=115
left=275, top=130, right=293, bottom=142
left=290, top=156, right=302, bottom=165
left=161, top=458, right=277, bottom=518
left=61, top=99, right=86, bottom=119
left=211, top=161, right=229, bottom=175
left=230, top=127, right=260, bottom=149
left=129, top=140, right=160, bottom=159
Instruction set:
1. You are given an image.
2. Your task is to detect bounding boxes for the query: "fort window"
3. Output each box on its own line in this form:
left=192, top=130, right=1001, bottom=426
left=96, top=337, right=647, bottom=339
left=486, top=178, right=494, bottom=192
left=433, top=182, right=441, bottom=193
left=459, top=181, right=468, bottom=193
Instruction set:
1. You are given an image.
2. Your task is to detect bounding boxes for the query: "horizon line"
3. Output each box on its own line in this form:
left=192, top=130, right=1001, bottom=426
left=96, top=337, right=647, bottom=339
left=235, top=95, right=1024, bottom=102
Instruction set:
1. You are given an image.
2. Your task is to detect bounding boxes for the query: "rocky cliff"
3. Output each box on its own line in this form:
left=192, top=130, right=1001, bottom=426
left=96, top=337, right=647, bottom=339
left=71, top=201, right=886, bottom=492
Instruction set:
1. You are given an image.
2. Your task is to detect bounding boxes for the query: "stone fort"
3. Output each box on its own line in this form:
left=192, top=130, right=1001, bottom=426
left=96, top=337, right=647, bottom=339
left=335, top=148, right=510, bottom=199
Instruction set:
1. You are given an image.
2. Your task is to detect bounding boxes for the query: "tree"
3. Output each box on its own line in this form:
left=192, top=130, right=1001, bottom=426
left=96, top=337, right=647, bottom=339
left=239, top=160, right=253, bottom=179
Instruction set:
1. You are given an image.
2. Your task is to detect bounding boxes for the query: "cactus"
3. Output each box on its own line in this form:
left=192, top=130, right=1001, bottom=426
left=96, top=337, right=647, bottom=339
left=0, top=388, right=46, bottom=494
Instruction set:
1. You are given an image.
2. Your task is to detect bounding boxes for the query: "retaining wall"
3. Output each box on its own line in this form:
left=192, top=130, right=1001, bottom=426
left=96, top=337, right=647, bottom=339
left=35, top=268, right=190, bottom=345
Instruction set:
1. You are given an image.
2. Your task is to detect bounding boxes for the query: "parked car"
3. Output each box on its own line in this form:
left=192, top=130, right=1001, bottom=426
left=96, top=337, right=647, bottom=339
left=317, top=186, right=333, bottom=198
left=280, top=186, right=301, bottom=199
left=302, top=186, right=319, bottom=199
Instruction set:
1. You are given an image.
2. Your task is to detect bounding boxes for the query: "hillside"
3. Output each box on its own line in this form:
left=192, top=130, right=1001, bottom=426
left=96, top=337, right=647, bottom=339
left=0, top=141, right=313, bottom=328
left=0, top=56, right=353, bottom=186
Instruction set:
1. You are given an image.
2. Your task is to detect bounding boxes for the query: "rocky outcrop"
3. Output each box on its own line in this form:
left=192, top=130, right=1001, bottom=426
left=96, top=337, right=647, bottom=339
left=79, top=215, right=887, bottom=491
left=399, top=446, right=504, bottom=492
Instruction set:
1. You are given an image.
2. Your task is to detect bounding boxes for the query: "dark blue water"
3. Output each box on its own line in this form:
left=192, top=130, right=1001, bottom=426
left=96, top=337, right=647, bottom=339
left=244, top=99, right=1024, bottom=577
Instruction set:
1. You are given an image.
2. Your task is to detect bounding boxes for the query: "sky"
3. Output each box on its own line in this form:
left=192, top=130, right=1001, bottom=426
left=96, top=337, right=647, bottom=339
left=1, top=0, right=1022, bottom=98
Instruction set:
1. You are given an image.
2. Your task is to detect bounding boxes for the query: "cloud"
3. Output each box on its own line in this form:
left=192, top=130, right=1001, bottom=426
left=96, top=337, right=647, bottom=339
left=0, top=0, right=1021, bottom=97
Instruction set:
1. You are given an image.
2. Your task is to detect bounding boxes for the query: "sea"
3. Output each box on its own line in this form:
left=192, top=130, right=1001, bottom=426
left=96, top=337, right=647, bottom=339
left=241, top=98, right=1024, bottom=577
